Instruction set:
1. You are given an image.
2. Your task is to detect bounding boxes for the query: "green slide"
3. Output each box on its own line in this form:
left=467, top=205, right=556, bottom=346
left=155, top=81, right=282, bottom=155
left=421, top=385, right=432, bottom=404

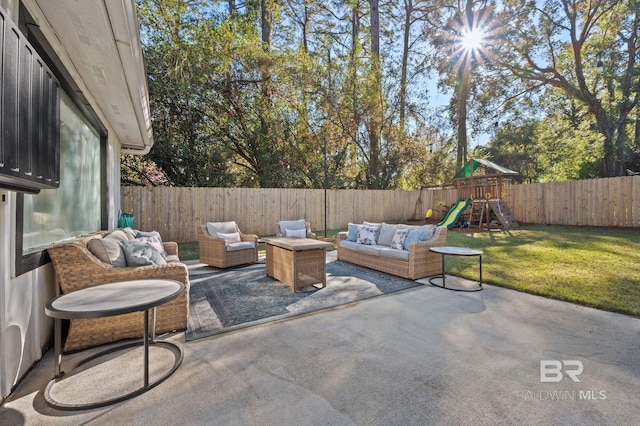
left=437, top=197, right=472, bottom=229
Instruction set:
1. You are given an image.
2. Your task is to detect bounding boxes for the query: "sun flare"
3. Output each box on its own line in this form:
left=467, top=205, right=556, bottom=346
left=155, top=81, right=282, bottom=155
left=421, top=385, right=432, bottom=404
left=460, top=27, right=485, bottom=52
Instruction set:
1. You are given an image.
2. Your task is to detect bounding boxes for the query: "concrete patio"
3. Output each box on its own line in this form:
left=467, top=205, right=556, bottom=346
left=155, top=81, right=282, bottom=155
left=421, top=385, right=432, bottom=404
left=1, top=265, right=639, bottom=425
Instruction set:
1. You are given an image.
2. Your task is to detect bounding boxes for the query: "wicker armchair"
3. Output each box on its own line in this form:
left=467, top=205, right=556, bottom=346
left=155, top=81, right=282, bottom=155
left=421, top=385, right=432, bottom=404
left=276, top=219, right=316, bottom=239
left=197, top=223, right=258, bottom=268
left=47, top=233, right=189, bottom=352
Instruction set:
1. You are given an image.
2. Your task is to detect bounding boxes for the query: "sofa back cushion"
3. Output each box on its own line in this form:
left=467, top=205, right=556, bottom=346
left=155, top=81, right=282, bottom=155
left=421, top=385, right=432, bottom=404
left=346, top=223, right=358, bottom=242
left=121, top=227, right=137, bottom=240
left=87, top=237, right=127, bottom=267
left=377, top=223, right=398, bottom=246
left=277, top=219, right=311, bottom=237
left=106, top=229, right=129, bottom=242
left=278, top=219, right=305, bottom=231
left=403, top=225, right=436, bottom=250
left=207, top=221, right=239, bottom=238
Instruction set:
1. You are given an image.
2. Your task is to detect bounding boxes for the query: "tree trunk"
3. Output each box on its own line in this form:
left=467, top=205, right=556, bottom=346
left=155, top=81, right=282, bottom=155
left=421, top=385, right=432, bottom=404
left=368, top=0, right=382, bottom=188
left=350, top=4, right=360, bottom=176
left=456, top=67, right=470, bottom=171
left=635, top=115, right=640, bottom=153
left=261, top=0, right=272, bottom=47
left=399, top=0, right=412, bottom=136
left=258, top=0, right=274, bottom=186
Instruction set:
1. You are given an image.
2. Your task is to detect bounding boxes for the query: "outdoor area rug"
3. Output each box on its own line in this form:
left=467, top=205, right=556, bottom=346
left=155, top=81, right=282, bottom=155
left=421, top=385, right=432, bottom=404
left=186, top=253, right=422, bottom=341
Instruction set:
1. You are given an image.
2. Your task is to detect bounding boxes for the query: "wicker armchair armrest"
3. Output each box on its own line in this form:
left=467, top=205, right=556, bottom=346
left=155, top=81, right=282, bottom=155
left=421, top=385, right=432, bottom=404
left=240, top=233, right=259, bottom=244
left=163, top=241, right=179, bottom=256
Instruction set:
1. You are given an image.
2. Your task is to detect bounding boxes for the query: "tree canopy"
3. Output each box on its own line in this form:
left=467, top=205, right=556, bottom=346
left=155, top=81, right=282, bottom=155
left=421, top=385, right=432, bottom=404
left=122, top=0, right=640, bottom=188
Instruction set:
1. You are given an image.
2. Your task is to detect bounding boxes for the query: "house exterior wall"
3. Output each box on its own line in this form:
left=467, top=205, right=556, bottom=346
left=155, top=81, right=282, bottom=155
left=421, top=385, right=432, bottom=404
left=0, top=142, right=121, bottom=401
left=0, top=0, right=126, bottom=400
left=0, top=144, right=121, bottom=401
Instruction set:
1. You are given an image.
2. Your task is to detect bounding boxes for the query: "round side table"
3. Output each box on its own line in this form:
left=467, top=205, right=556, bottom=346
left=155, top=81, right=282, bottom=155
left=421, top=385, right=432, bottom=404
left=44, top=279, right=184, bottom=410
left=429, top=246, right=483, bottom=292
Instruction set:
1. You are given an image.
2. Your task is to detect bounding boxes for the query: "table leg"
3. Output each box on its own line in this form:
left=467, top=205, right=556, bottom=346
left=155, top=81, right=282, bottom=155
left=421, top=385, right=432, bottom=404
left=54, top=318, right=62, bottom=378
left=479, top=255, right=483, bottom=288
left=151, top=306, right=157, bottom=343
left=144, top=309, right=149, bottom=387
left=428, top=251, right=482, bottom=292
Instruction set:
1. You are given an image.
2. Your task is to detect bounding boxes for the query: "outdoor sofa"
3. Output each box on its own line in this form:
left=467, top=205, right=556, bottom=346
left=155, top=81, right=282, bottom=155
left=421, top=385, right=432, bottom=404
left=337, top=222, right=446, bottom=280
left=47, top=228, right=189, bottom=352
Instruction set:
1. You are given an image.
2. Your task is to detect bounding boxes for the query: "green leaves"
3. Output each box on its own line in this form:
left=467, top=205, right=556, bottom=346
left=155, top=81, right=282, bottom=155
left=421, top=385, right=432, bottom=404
left=130, top=0, right=639, bottom=190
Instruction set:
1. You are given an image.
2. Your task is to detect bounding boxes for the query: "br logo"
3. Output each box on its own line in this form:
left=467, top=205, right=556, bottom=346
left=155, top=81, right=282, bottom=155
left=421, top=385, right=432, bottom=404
left=540, top=360, right=584, bottom=383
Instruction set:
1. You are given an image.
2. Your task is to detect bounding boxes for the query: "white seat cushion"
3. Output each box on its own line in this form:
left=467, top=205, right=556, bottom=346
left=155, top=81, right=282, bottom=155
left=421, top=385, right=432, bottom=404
left=355, top=244, right=380, bottom=256
left=226, top=241, right=256, bottom=252
left=378, top=246, right=409, bottom=261
left=339, top=240, right=359, bottom=250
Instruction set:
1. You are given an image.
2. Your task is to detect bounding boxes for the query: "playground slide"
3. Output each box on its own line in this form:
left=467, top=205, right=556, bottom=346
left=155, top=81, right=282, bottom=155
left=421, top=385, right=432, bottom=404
left=437, top=197, right=472, bottom=229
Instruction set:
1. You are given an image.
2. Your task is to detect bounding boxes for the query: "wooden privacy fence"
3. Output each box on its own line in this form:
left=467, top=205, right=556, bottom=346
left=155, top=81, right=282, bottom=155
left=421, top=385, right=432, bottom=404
left=506, top=176, right=640, bottom=227
left=120, top=187, right=439, bottom=243
left=120, top=176, right=640, bottom=243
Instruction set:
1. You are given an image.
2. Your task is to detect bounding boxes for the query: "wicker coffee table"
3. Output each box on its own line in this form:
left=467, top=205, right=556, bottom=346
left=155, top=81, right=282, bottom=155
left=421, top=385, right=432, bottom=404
left=262, top=237, right=333, bottom=292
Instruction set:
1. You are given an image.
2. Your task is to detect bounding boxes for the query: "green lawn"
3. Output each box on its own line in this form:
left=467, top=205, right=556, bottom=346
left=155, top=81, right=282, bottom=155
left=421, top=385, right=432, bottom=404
left=179, top=225, right=640, bottom=317
left=445, top=225, right=640, bottom=317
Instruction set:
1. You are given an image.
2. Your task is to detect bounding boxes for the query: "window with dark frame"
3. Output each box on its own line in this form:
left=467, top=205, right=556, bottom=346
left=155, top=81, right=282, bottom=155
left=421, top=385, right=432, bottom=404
left=9, top=4, right=108, bottom=276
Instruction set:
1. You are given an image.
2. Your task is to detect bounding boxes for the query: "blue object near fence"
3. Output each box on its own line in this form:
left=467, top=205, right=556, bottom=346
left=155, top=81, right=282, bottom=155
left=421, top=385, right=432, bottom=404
left=118, top=212, right=134, bottom=228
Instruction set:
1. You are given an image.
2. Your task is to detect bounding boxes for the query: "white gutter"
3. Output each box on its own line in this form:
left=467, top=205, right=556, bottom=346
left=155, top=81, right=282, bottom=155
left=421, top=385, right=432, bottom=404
left=121, top=145, right=152, bottom=155
left=105, top=0, right=153, bottom=155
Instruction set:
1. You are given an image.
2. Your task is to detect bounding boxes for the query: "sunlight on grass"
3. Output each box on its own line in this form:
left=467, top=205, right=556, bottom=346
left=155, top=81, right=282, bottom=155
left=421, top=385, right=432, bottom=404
left=446, top=225, right=640, bottom=317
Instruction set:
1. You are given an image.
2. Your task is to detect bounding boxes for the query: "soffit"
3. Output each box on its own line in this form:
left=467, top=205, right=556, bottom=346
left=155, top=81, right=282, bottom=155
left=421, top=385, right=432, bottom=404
left=30, top=0, right=152, bottom=152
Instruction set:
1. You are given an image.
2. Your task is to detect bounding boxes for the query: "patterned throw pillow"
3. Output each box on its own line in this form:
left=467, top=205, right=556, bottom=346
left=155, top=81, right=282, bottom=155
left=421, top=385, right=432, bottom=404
left=121, top=240, right=167, bottom=266
left=135, top=230, right=168, bottom=257
left=356, top=225, right=378, bottom=245
left=390, top=228, right=409, bottom=250
left=363, top=221, right=382, bottom=241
